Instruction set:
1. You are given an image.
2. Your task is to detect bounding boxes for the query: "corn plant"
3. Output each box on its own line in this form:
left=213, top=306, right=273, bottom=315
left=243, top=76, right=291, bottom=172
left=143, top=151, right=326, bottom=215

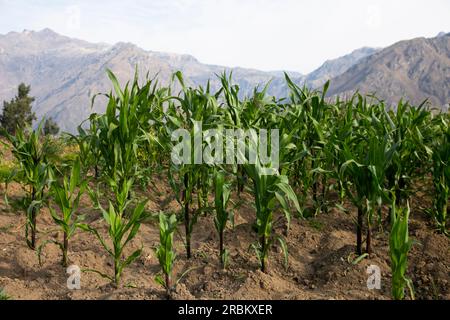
left=389, top=199, right=414, bottom=300
left=383, top=101, right=433, bottom=213
left=81, top=69, right=152, bottom=286
left=92, top=72, right=141, bottom=209
left=321, top=97, right=356, bottom=209
left=219, top=72, right=246, bottom=195
left=92, top=68, right=169, bottom=206
left=155, top=212, right=177, bottom=298
left=81, top=199, right=147, bottom=287
left=338, top=97, right=397, bottom=255
left=218, top=80, right=302, bottom=271
left=213, top=170, right=232, bottom=268
left=40, top=158, right=87, bottom=267
left=2, top=122, right=53, bottom=250
left=284, top=74, right=332, bottom=212
left=221, top=73, right=282, bottom=197
left=134, top=74, right=172, bottom=183
left=0, top=150, right=16, bottom=197
left=0, top=287, right=11, bottom=300
left=241, top=127, right=300, bottom=272
left=430, top=120, right=450, bottom=234
left=168, top=166, right=195, bottom=259
left=166, top=72, right=219, bottom=259
left=246, top=164, right=299, bottom=272
left=68, top=118, right=101, bottom=178
left=247, top=166, right=299, bottom=271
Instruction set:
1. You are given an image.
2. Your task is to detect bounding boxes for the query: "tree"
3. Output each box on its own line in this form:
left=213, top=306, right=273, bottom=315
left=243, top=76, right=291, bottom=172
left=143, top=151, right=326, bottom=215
left=43, top=117, right=60, bottom=136
left=0, top=83, right=36, bottom=134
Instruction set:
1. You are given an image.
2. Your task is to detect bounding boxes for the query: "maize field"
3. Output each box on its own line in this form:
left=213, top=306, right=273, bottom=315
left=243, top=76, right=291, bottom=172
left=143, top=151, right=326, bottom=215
left=0, top=70, right=449, bottom=300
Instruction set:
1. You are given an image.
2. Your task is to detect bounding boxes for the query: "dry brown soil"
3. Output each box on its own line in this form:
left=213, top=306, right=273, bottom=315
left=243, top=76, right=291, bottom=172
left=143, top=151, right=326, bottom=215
left=0, top=174, right=448, bottom=300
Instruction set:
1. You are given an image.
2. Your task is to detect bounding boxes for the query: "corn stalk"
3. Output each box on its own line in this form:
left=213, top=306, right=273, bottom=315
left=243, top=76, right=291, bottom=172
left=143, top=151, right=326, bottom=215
left=213, top=170, right=232, bottom=268
left=155, top=212, right=177, bottom=298
left=42, top=158, right=87, bottom=267
left=390, top=199, right=414, bottom=300
left=2, top=121, right=53, bottom=250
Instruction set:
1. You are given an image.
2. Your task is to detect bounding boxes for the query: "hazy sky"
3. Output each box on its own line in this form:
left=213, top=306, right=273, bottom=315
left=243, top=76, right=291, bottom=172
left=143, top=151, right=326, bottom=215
left=0, top=0, right=449, bottom=73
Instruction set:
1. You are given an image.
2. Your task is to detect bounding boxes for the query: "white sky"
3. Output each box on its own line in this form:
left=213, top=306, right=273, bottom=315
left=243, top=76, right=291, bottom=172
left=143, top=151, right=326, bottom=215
left=0, top=0, right=449, bottom=74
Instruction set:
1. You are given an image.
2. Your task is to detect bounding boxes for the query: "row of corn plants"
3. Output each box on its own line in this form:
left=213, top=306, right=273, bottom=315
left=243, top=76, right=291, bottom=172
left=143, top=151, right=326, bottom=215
left=1, top=69, right=448, bottom=299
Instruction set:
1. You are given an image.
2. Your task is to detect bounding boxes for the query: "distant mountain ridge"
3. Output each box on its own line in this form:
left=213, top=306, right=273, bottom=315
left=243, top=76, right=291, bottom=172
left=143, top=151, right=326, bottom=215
left=0, top=29, right=304, bottom=132
left=1, top=28, right=448, bottom=132
left=305, top=47, right=381, bottom=88
left=327, top=33, right=450, bottom=106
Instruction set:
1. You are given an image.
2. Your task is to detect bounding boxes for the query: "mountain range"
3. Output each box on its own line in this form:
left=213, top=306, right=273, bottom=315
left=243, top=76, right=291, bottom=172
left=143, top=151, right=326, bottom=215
left=328, top=32, right=450, bottom=106
left=0, top=28, right=448, bottom=132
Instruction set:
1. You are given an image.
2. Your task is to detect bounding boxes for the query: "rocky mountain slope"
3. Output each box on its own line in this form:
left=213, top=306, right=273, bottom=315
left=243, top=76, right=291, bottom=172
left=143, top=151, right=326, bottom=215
left=327, top=33, right=450, bottom=106
left=0, top=29, right=304, bottom=132
left=2, top=29, right=448, bottom=132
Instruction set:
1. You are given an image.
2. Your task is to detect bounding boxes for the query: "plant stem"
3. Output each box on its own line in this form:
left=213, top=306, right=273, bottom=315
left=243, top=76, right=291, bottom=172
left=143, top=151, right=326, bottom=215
left=366, top=225, right=372, bottom=255
left=237, top=165, right=244, bottom=196
left=62, top=231, right=68, bottom=267
left=312, top=178, right=318, bottom=204
left=261, top=234, right=268, bottom=273
left=114, top=258, right=120, bottom=288
left=219, top=230, right=224, bottom=267
left=356, top=206, right=363, bottom=255
left=165, top=273, right=171, bottom=299
left=183, top=173, right=191, bottom=259
left=29, top=186, right=37, bottom=250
